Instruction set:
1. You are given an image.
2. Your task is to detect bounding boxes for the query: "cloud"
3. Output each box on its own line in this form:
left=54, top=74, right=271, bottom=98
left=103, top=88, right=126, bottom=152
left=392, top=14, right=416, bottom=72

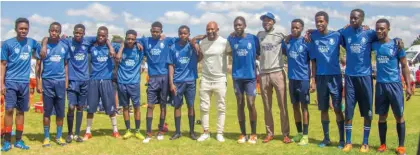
left=1, top=18, right=12, bottom=26
left=66, top=2, right=118, bottom=21
left=122, top=11, right=151, bottom=37
left=28, top=14, right=55, bottom=25
left=158, top=11, right=191, bottom=25
left=342, top=1, right=420, bottom=8
left=287, top=4, right=348, bottom=21
left=196, top=1, right=286, bottom=12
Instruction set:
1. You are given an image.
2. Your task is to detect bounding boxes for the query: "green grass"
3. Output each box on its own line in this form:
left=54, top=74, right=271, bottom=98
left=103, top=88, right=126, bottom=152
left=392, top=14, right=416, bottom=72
left=2, top=73, right=420, bottom=155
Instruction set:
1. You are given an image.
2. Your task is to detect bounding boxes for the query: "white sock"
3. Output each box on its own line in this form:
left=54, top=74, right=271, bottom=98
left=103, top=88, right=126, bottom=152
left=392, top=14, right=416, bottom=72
left=111, top=116, right=118, bottom=132
left=86, top=118, right=93, bottom=133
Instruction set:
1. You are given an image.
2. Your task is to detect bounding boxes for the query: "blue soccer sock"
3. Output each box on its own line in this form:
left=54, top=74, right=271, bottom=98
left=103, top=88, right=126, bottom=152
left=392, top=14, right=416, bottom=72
left=363, top=122, right=371, bottom=145
left=175, top=116, right=181, bottom=134
left=397, top=122, right=405, bottom=147
left=345, top=124, right=352, bottom=144
left=321, top=120, right=330, bottom=141
left=378, top=122, right=387, bottom=145
left=75, top=110, right=83, bottom=136
left=124, top=120, right=131, bottom=130
left=135, top=120, right=140, bottom=130
left=56, top=126, right=63, bottom=139
left=44, top=126, right=50, bottom=139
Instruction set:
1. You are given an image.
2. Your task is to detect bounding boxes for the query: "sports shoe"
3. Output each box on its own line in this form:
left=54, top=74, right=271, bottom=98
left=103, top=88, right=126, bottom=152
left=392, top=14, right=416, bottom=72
left=74, top=135, right=83, bottom=142
left=112, top=132, right=121, bottom=138
left=135, top=130, right=145, bottom=140
left=14, top=140, right=30, bottom=150
left=1, top=141, right=12, bottom=152
left=66, top=135, right=73, bottom=143
left=248, top=134, right=257, bottom=144
left=395, top=146, right=406, bottom=155
left=292, top=133, right=303, bottom=143
left=237, top=135, right=247, bottom=144
left=216, top=134, right=225, bottom=142
left=343, top=144, right=353, bottom=152
left=56, top=137, right=66, bottom=146
left=190, top=132, right=197, bottom=140
left=197, top=133, right=210, bottom=142
left=298, top=135, right=309, bottom=146
left=170, top=133, right=182, bottom=140
left=377, top=144, right=387, bottom=152
left=143, top=133, right=152, bottom=143
left=263, top=135, right=274, bottom=143
left=157, top=132, right=164, bottom=140
left=318, top=139, right=331, bottom=148
left=123, top=129, right=133, bottom=139
left=283, top=136, right=292, bottom=144
left=338, top=141, right=345, bottom=149
left=83, top=133, right=92, bottom=141
left=359, top=144, right=369, bottom=153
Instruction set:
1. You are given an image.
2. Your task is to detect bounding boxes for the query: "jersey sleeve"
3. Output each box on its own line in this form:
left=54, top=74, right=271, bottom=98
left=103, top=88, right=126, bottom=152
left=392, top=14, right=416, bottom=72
left=1, top=43, right=8, bottom=61
left=32, top=40, right=41, bottom=55
left=397, top=47, right=406, bottom=58
left=165, top=37, right=177, bottom=46
left=308, top=42, right=316, bottom=60
left=253, top=35, right=260, bottom=56
left=136, top=37, right=145, bottom=46
left=84, top=36, right=97, bottom=45
left=167, top=46, right=175, bottom=65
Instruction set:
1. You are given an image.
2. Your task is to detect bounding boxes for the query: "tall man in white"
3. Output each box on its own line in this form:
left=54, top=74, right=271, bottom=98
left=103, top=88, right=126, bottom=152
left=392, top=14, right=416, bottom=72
left=192, top=21, right=232, bottom=142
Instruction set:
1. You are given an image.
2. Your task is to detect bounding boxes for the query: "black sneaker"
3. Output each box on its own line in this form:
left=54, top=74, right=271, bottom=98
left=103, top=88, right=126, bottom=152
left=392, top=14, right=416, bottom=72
left=169, top=133, right=182, bottom=140
left=190, top=132, right=197, bottom=140
left=74, top=136, right=83, bottom=142
left=65, top=135, right=73, bottom=143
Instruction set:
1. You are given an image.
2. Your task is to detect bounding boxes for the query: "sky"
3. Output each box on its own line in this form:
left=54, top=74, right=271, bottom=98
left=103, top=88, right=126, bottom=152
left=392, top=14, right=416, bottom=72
left=1, top=1, right=420, bottom=45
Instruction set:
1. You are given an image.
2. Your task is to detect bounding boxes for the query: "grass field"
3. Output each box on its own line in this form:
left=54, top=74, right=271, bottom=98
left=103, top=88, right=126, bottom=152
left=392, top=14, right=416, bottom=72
left=2, top=73, right=420, bottom=155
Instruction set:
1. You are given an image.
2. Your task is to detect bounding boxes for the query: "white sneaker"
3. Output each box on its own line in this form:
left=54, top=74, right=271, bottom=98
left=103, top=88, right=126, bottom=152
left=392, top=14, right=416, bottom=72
left=143, top=136, right=152, bottom=143
left=157, top=133, right=164, bottom=141
left=197, top=133, right=210, bottom=142
left=216, top=134, right=225, bottom=142
left=248, top=135, right=257, bottom=144
left=237, top=135, right=247, bottom=144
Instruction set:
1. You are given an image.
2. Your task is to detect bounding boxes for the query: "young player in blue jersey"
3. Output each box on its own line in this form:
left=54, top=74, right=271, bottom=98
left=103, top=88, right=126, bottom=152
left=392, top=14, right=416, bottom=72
left=372, top=19, right=412, bottom=155
left=83, top=26, right=120, bottom=140
left=114, top=30, right=145, bottom=140
left=308, top=11, right=346, bottom=148
left=281, top=19, right=311, bottom=146
left=168, top=25, right=202, bottom=140
left=228, top=16, right=260, bottom=144
left=1, top=18, right=40, bottom=152
left=35, top=22, right=69, bottom=147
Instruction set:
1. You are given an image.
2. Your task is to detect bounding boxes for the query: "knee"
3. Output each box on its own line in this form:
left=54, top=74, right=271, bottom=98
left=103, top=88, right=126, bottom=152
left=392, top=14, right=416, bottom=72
left=378, top=115, right=388, bottom=122
left=16, top=110, right=24, bottom=115
left=217, top=104, right=226, bottom=113
left=68, top=105, right=76, bottom=111
left=395, top=116, right=404, bottom=123
left=123, top=106, right=130, bottom=110
left=6, top=109, right=14, bottom=115
left=147, top=105, right=155, bottom=110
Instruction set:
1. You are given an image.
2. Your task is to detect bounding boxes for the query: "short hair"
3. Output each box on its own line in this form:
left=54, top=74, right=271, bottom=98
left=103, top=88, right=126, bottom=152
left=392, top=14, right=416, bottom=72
left=376, top=18, right=390, bottom=28
left=315, top=11, right=329, bottom=23
left=74, top=24, right=85, bottom=31
left=15, top=18, right=29, bottom=29
left=291, top=19, right=304, bottom=27
left=234, top=16, right=247, bottom=26
left=98, top=26, right=108, bottom=33
left=50, top=22, right=62, bottom=29
left=126, top=29, right=137, bottom=36
left=151, top=21, right=163, bottom=29
left=178, top=25, right=190, bottom=33
left=351, top=9, right=365, bottom=19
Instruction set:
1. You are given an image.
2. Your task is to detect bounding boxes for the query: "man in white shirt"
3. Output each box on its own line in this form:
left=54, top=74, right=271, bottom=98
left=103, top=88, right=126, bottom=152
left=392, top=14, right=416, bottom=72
left=192, top=21, right=232, bottom=142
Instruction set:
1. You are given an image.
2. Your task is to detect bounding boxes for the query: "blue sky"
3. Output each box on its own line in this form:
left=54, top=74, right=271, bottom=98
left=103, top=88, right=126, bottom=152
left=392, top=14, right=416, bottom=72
left=1, top=1, right=420, bottom=45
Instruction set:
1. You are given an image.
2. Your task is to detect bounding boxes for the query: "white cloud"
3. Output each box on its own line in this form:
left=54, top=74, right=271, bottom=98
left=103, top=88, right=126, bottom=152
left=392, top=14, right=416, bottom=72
left=28, top=14, right=55, bottom=25
left=342, top=1, right=420, bottom=8
left=1, top=18, right=12, bottom=26
left=122, top=11, right=151, bottom=37
left=196, top=1, right=286, bottom=12
left=287, top=4, right=348, bottom=22
left=66, top=2, right=118, bottom=22
left=158, top=11, right=191, bottom=25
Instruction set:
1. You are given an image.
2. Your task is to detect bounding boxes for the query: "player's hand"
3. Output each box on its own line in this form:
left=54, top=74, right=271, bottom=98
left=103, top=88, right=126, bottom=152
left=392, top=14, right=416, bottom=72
left=0, top=83, right=6, bottom=95
left=343, top=24, right=350, bottom=29
left=36, top=82, right=43, bottom=94
left=170, top=84, right=177, bottom=95
left=40, top=46, right=48, bottom=60
left=109, top=49, right=116, bottom=58
left=304, top=29, right=314, bottom=43
left=136, top=43, right=143, bottom=51
left=406, top=87, right=412, bottom=101
left=284, top=35, right=291, bottom=44
left=395, top=38, right=404, bottom=50
left=310, top=80, right=316, bottom=93
left=160, top=34, right=166, bottom=41
left=362, top=25, right=370, bottom=30
left=194, top=35, right=207, bottom=40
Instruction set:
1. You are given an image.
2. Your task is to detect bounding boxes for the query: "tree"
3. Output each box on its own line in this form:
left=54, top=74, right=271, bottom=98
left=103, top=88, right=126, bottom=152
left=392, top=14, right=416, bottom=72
left=411, top=35, right=420, bottom=46
left=112, top=35, right=123, bottom=43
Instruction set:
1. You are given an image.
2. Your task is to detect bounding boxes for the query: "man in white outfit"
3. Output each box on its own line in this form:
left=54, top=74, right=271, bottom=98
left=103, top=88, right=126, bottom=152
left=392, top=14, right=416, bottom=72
left=192, top=21, right=232, bottom=142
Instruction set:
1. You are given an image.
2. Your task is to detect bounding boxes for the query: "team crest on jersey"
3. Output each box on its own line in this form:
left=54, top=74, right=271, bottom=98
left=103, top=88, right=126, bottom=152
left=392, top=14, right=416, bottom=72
left=234, top=44, right=239, bottom=49
left=315, top=40, right=320, bottom=46
left=298, top=45, right=304, bottom=52
left=122, top=53, right=126, bottom=60
left=61, top=47, right=65, bottom=54
left=160, top=42, right=165, bottom=49
left=347, top=38, right=352, bottom=44
left=361, top=37, right=367, bottom=44
left=148, top=44, right=152, bottom=48
left=329, top=38, right=335, bottom=45
left=27, top=45, right=31, bottom=52
left=14, top=48, right=20, bottom=54
left=247, top=42, right=252, bottom=50
left=389, top=48, right=395, bottom=56
left=82, top=45, right=86, bottom=50
left=93, top=50, right=98, bottom=56
left=287, top=44, right=291, bottom=49
left=71, top=46, right=76, bottom=51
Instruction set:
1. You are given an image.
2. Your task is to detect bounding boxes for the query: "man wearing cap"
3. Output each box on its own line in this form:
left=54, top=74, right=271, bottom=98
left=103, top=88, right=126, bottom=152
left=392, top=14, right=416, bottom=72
left=257, top=12, right=291, bottom=143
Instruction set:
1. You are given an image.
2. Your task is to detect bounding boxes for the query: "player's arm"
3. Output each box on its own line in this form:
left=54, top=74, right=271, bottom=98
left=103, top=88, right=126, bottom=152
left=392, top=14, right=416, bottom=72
left=225, top=40, right=233, bottom=56
left=35, top=59, right=43, bottom=93
left=281, top=40, right=287, bottom=56
left=65, top=60, right=68, bottom=89
left=254, top=35, right=261, bottom=60
left=399, top=56, right=412, bottom=101
left=0, top=60, right=6, bottom=95
left=106, top=40, right=116, bottom=58
left=310, top=59, right=317, bottom=93
left=40, top=37, right=49, bottom=59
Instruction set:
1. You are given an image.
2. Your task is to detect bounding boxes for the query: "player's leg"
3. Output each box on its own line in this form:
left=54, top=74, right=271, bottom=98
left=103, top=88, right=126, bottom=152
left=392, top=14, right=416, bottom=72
left=158, top=76, right=169, bottom=134
left=197, top=81, right=212, bottom=141
left=144, top=76, right=159, bottom=143
left=234, top=80, right=247, bottom=144
left=42, top=79, right=55, bottom=147
left=330, top=75, right=345, bottom=149
left=214, top=82, right=227, bottom=142
left=1, top=82, right=17, bottom=152
left=170, top=83, right=184, bottom=140
left=357, top=76, right=374, bottom=152
left=84, top=80, right=99, bottom=140
left=289, top=80, right=302, bottom=143
left=186, top=81, right=197, bottom=140
left=66, top=81, right=78, bottom=143
left=375, top=83, right=389, bottom=152
left=389, top=83, right=406, bottom=155
left=245, top=79, right=257, bottom=144
left=74, top=81, right=88, bottom=142
left=316, top=76, right=332, bottom=147
left=128, top=84, right=143, bottom=140
left=101, top=80, right=119, bottom=138
left=118, top=84, right=132, bottom=139
left=29, top=78, right=36, bottom=108
left=54, top=80, right=67, bottom=146
left=273, top=71, right=291, bottom=143
left=13, top=83, right=30, bottom=150
left=343, top=76, right=356, bottom=151
left=259, top=73, right=274, bottom=143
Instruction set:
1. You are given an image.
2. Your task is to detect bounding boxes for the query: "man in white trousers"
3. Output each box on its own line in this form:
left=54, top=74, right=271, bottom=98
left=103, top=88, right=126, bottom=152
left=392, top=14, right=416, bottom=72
left=192, top=21, right=232, bottom=142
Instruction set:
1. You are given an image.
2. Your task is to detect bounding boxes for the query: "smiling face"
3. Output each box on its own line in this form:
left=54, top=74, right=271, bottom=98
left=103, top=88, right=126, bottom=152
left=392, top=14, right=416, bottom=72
left=262, top=17, right=274, bottom=31
left=206, top=22, right=219, bottom=40
left=234, top=19, right=246, bottom=36
left=15, top=22, right=29, bottom=39
left=376, top=22, right=389, bottom=41
left=291, top=22, right=303, bottom=38
left=178, top=28, right=190, bottom=42
left=315, top=15, right=328, bottom=33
